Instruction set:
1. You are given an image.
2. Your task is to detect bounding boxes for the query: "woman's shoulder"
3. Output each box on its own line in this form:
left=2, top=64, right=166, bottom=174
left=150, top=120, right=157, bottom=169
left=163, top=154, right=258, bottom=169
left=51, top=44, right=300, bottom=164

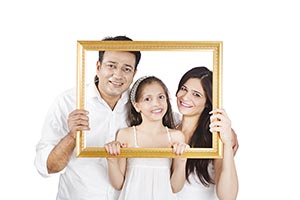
left=168, top=128, right=185, bottom=141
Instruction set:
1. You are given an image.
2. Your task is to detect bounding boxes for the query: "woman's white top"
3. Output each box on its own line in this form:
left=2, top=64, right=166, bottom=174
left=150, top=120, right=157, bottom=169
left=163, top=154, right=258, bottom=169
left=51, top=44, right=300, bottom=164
left=118, top=126, right=177, bottom=200
left=173, top=112, right=218, bottom=199
left=176, top=162, right=218, bottom=200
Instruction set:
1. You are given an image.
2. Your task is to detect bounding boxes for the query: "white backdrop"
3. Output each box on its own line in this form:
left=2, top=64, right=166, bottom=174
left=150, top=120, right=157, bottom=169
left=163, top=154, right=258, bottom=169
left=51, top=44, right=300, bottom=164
left=1, top=1, right=299, bottom=199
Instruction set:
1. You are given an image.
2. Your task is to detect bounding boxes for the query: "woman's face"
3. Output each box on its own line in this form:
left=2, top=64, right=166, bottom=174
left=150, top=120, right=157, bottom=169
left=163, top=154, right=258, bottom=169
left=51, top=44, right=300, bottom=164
left=176, top=78, right=207, bottom=117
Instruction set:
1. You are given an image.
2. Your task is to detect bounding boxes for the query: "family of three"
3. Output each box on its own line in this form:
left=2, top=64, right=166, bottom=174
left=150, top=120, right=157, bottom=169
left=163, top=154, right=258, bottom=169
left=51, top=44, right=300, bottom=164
left=34, top=35, right=239, bottom=200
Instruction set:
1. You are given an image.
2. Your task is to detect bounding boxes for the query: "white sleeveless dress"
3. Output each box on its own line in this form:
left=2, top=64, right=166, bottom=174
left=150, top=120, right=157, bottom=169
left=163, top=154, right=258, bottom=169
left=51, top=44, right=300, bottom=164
left=118, top=126, right=177, bottom=200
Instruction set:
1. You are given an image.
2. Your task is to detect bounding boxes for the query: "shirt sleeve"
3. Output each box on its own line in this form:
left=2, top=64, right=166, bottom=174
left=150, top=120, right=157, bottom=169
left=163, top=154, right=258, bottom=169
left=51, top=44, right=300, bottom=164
left=173, top=111, right=182, bottom=127
left=34, top=142, right=56, bottom=177
left=34, top=94, right=71, bottom=177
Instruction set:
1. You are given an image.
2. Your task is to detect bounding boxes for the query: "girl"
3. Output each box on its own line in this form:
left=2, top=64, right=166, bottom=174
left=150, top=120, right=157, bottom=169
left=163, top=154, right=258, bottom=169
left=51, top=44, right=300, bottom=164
left=105, top=76, right=189, bottom=200
left=175, top=67, right=238, bottom=200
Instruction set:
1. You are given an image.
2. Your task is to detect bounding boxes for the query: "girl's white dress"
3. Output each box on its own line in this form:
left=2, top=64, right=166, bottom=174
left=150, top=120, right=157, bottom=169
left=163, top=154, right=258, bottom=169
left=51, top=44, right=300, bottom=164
left=118, top=126, right=177, bottom=200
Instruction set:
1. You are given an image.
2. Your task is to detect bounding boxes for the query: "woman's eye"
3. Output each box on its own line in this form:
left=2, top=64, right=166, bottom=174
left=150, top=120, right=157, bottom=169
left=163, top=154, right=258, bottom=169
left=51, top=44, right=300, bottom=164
left=193, top=93, right=202, bottom=98
left=180, top=86, right=187, bottom=91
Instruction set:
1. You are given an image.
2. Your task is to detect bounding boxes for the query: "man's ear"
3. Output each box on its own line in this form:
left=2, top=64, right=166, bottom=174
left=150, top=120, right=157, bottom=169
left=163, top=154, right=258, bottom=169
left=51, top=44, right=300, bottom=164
left=96, top=61, right=101, bottom=70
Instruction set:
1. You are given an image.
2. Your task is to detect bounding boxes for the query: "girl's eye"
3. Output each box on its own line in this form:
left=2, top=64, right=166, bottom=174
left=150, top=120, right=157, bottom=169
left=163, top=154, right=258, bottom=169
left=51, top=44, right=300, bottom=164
left=159, top=95, right=165, bottom=99
left=144, top=97, right=151, bottom=101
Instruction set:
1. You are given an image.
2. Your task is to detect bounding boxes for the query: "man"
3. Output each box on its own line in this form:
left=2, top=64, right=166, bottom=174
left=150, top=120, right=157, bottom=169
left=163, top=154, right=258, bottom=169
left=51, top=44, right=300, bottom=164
left=34, top=36, right=141, bottom=200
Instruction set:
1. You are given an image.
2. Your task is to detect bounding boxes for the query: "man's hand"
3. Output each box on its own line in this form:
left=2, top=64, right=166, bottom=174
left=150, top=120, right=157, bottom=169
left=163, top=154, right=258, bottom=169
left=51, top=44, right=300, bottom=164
left=67, top=109, right=90, bottom=138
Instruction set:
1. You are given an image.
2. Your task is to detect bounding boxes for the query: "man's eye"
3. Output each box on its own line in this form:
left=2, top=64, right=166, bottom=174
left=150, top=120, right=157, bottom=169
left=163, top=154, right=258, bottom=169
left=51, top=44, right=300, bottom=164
left=107, top=64, right=115, bottom=68
left=123, top=67, right=133, bottom=73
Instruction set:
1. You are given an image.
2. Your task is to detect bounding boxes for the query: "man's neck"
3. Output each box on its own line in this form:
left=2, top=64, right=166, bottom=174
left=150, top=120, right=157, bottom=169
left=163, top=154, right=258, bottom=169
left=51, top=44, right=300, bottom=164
left=96, top=83, right=121, bottom=110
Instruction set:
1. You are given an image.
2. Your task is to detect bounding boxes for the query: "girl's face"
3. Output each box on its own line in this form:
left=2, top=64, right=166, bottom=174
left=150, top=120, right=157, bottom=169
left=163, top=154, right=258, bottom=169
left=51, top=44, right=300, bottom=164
left=176, top=78, right=207, bottom=117
left=135, top=82, right=168, bottom=122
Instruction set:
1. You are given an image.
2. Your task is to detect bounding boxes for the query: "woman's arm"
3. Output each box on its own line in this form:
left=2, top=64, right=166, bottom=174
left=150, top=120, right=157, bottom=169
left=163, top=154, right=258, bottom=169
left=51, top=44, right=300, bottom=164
left=210, top=109, right=238, bottom=200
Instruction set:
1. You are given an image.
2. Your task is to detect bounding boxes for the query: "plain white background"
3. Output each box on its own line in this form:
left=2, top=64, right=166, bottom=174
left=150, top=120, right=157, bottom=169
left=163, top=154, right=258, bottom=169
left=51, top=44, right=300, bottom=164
left=1, top=1, right=299, bottom=199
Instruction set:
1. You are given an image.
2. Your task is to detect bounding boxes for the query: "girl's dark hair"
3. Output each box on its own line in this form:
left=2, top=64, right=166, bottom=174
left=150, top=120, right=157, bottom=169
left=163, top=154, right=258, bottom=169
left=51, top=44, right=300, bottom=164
left=176, top=66, right=214, bottom=186
left=127, top=76, right=175, bottom=129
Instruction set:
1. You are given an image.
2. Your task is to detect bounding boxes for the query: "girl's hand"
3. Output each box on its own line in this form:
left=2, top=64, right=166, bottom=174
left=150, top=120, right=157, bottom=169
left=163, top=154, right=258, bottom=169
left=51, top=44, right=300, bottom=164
left=209, top=109, right=232, bottom=145
left=172, top=142, right=190, bottom=156
left=104, top=141, right=127, bottom=156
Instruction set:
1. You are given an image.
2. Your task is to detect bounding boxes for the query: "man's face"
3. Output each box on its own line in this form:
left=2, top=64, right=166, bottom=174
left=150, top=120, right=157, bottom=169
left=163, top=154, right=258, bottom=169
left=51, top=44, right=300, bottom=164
left=96, top=51, right=136, bottom=100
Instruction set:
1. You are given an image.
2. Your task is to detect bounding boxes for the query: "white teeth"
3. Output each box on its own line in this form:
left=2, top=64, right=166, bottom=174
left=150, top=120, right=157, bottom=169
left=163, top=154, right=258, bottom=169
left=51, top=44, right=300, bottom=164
left=152, top=109, right=162, bottom=113
left=110, top=81, right=123, bottom=86
left=181, top=101, right=191, bottom=108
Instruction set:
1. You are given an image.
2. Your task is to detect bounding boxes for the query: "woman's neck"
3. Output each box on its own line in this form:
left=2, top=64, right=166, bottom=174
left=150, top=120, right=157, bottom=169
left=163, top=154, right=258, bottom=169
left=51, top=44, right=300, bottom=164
left=178, top=115, right=199, bottom=143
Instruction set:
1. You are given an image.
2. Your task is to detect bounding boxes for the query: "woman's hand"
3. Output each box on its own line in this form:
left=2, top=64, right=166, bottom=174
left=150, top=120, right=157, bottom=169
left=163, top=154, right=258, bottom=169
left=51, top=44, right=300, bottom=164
left=209, top=109, right=232, bottom=145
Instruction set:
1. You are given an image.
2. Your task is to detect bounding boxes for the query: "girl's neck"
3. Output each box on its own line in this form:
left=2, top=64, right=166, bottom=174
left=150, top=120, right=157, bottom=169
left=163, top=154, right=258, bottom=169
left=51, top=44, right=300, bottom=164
left=136, top=121, right=165, bottom=135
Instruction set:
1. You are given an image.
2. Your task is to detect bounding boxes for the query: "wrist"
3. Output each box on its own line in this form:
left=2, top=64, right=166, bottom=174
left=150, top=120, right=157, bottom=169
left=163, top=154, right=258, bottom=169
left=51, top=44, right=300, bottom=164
left=68, top=133, right=76, bottom=140
left=107, top=158, right=118, bottom=164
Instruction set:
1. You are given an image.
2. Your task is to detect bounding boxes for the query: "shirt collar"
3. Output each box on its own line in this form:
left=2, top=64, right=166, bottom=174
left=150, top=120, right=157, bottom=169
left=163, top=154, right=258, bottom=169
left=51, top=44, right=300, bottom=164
left=86, top=81, right=129, bottom=108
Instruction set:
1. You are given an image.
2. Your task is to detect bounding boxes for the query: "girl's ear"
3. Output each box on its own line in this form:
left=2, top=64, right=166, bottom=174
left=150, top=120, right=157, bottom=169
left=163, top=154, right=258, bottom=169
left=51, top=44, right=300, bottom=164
left=133, top=102, right=140, bottom=113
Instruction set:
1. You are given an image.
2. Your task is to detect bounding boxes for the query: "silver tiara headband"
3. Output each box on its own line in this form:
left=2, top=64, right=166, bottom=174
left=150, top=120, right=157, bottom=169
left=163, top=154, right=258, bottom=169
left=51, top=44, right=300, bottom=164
left=130, top=76, right=150, bottom=105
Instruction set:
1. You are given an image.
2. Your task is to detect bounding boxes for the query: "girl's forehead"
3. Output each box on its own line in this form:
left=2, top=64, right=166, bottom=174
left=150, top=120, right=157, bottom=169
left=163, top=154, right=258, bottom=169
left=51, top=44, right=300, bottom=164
left=141, top=82, right=165, bottom=94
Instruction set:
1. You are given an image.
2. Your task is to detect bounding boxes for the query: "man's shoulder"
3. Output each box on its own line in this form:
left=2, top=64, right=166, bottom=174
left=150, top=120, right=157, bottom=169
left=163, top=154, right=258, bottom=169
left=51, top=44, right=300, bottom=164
left=172, top=111, right=182, bottom=126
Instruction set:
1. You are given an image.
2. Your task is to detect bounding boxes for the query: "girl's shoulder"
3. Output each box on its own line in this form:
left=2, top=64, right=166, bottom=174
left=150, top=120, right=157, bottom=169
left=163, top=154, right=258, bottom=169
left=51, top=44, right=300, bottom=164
left=118, top=126, right=133, bottom=134
left=116, top=127, right=134, bottom=142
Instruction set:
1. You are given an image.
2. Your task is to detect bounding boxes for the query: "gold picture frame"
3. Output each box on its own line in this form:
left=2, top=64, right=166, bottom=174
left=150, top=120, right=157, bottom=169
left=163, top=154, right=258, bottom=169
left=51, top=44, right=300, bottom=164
left=76, top=40, right=223, bottom=158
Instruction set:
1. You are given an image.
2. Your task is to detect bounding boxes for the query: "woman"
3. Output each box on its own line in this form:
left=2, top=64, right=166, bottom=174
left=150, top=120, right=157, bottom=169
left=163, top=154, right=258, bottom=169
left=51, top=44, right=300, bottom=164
left=175, top=67, right=238, bottom=200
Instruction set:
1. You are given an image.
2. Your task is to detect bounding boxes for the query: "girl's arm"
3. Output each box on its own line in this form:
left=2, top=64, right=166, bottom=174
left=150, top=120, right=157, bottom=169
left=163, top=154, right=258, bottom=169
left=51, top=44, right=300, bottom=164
left=170, top=131, right=189, bottom=193
left=210, top=109, right=238, bottom=200
left=105, top=131, right=127, bottom=190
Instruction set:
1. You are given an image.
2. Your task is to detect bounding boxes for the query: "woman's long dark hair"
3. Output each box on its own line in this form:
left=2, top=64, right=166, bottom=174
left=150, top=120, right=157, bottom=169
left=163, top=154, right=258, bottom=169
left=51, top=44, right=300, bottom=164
left=176, top=66, right=214, bottom=186
left=127, top=76, right=175, bottom=129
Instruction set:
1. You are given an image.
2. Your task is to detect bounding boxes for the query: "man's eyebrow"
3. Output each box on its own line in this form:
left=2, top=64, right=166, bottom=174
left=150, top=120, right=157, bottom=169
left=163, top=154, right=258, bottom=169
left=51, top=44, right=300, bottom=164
left=105, top=61, right=117, bottom=64
left=124, top=64, right=134, bottom=68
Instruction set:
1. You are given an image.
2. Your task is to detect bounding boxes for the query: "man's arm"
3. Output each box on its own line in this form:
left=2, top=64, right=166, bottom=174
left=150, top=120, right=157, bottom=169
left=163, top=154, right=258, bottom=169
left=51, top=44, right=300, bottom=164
left=47, top=109, right=89, bottom=173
